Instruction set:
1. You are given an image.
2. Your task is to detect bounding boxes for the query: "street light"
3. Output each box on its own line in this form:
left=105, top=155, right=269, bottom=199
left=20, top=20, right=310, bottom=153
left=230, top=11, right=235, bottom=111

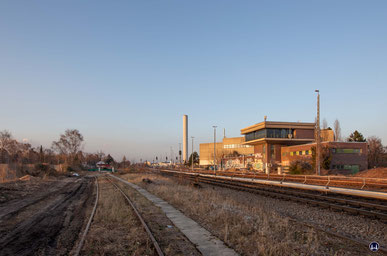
left=315, top=90, right=321, bottom=176
left=213, top=126, right=217, bottom=175
left=191, top=136, right=194, bottom=172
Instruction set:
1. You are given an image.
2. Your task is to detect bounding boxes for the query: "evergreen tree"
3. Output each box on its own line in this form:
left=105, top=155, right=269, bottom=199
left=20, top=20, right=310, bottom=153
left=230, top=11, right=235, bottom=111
left=347, top=130, right=366, bottom=142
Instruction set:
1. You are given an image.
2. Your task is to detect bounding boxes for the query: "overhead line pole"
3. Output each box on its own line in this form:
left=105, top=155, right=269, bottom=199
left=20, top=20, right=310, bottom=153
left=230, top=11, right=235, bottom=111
left=315, top=90, right=321, bottom=176
left=213, top=126, right=217, bottom=175
left=191, top=136, right=194, bottom=172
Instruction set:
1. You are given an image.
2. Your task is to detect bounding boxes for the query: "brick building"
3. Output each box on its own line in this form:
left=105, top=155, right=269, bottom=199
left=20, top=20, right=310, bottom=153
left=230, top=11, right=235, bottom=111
left=281, top=141, right=367, bottom=172
left=199, top=137, right=254, bottom=166
left=199, top=119, right=368, bottom=173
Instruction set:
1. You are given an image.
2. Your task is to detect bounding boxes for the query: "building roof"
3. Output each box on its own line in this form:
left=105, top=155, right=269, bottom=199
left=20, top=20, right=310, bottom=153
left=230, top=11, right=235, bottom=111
left=240, top=121, right=315, bottom=135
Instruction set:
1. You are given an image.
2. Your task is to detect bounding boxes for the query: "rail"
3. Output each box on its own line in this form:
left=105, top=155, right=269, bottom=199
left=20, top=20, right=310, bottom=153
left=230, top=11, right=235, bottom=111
left=161, top=168, right=387, bottom=191
left=105, top=176, right=164, bottom=256
left=74, top=176, right=99, bottom=256
left=157, top=169, right=387, bottom=253
left=159, top=170, right=387, bottom=222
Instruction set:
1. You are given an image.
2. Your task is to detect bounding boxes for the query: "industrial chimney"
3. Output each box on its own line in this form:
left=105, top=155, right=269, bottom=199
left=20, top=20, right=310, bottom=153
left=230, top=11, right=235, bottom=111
left=183, top=115, right=188, bottom=163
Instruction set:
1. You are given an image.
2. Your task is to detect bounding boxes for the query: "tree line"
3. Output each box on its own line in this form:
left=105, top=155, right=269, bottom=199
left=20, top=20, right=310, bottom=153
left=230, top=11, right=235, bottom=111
left=0, top=129, right=131, bottom=170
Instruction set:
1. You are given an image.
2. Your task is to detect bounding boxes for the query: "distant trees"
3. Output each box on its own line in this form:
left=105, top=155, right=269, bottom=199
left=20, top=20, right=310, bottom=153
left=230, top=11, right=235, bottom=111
left=0, top=130, right=14, bottom=154
left=105, top=154, right=115, bottom=165
left=367, top=136, right=385, bottom=168
left=347, top=130, right=366, bottom=142
left=52, top=129, right=84, bottom=164
left=120, top=156, right=131, bottom=169
left=333, top=119, right=342, bottom=141
left=0, top=129, right=120, bottom=171
left=188, top=152, right=199, bottom=166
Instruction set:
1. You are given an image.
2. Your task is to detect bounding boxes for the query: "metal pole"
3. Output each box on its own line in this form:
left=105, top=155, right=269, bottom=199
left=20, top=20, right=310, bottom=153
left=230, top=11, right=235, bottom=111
left=315, top=90, right=321, bottom=176
left=213, top=126, right=217, bottom=175
left=191, top=137, right=194, bottom=172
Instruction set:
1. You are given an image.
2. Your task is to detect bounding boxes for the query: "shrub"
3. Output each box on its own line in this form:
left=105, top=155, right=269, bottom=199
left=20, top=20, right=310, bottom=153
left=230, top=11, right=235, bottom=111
left=289, top=160, right=313, bottom=175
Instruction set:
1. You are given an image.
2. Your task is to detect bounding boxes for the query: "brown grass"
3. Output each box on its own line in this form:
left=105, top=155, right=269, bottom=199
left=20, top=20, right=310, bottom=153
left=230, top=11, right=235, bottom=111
left=355, top=168, right=387, bottom=178
left=120, top=172, right=370, bottom=256
left=81, top=178, right=155, bottom=256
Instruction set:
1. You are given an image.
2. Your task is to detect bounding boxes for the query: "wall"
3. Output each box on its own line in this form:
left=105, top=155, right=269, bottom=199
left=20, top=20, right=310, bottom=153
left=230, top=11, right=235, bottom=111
left=294, top=129, right=314, bottom=139
left=199, top=137, right=254, bottom=166
left=281, top=142, right=368, bottom=171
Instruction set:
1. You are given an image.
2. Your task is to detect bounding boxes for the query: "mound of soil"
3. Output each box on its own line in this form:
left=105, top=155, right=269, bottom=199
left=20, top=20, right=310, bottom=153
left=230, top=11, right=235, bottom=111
left=355, top=168, right=387, bottom=178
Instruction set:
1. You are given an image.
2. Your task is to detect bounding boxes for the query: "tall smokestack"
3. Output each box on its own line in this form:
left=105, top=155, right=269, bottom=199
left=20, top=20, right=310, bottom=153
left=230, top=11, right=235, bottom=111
left=183, top=115, right=188, bottom=163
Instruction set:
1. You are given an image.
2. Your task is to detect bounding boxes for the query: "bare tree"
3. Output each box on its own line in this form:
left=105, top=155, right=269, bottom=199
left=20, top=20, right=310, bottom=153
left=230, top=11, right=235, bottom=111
left=0, top=130, right=19, bottom=163
left=367, top=136, right=384, bottom=168
left=0, top=130, right=13, bottom=154
left=52, top=129, right=84, bottom=164
left=333, top=119, right=341, bottom=141
left=322, top=118, right=328, bottom=130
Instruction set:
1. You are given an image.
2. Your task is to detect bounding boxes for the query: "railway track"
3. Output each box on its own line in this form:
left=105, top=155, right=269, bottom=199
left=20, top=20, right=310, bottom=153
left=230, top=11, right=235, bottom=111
left=199, top=175, right=386, bottom=221
left=75, top=175, right=164, bottom=256
left=158, top=170, right=387, bottom=254
left=159, top=170, right=387, bottom=221
left=169, top=168, right=387, bottom=191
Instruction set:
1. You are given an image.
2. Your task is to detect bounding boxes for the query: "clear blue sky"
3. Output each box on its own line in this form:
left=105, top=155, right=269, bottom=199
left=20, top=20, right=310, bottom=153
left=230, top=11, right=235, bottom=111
left=1, top=1, right=386, bottom=162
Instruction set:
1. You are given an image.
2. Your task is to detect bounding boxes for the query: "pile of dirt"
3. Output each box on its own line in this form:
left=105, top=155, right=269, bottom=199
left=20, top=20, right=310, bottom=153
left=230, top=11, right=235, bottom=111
left=355, top=168, right=387, bottom=178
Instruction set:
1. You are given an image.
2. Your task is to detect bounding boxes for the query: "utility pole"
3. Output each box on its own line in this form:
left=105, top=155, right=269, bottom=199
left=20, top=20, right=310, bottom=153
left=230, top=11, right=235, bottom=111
left=315, top=90, right=321, bottom=176
left=191, top=136, right=194, bottom=172
left=213, top=126, right=217, bottom=175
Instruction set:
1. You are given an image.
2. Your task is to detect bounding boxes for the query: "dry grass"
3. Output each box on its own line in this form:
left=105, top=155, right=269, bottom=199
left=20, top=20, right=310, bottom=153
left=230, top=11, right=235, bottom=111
left=121, top=173, right=370, bottom=256
left=114, top=177, right=201, bottom=256
left=81, top=178, right=155, bottom=256
left=355, top=168, right=387, bottom=178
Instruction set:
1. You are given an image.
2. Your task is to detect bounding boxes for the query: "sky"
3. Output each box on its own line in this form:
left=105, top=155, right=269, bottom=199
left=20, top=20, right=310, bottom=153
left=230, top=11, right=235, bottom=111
left=1, top=1, right=386, bottom=162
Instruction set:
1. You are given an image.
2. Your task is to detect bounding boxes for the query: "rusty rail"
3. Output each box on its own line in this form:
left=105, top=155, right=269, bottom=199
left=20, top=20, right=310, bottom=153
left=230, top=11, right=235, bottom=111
left=106, top=176, right=164, bottom=256
left=74, top=176, right=99, bottom=256
left=166, top=168, right=387, bottom=191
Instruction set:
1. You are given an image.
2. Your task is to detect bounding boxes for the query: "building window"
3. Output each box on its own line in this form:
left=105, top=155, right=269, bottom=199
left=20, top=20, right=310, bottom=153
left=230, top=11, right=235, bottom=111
left=305, top=150, right=309, bottom=155
left=334, top=148, right=362, bottom=154
left=299, top=151, right=303, bottom=155
left=245, top=128, right=294, bottom=141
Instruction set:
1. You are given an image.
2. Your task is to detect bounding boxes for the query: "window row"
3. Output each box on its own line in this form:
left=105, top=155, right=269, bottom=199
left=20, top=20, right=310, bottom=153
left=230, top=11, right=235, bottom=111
left=224, top=144, right=253, bottom=149
left=331, top=148, right=362, bottom=154
left=245, top=128, right=294, bottom=141
left=332, top=164, right=360, bottom=171
left=283, top=150, right=311, bottom=156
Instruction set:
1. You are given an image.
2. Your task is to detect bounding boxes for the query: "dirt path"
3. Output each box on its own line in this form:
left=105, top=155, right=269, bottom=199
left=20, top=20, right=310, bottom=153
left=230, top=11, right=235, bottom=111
left=0, top=176, right=94, bottom=256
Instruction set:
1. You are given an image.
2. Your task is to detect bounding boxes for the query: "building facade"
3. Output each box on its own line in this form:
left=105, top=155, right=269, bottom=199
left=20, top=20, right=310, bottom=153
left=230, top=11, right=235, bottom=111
left=199, top=137, right=254, bottom=166
left=199, top=120, right=368, bottom=173
left=281, top=142, right=367, bottom=172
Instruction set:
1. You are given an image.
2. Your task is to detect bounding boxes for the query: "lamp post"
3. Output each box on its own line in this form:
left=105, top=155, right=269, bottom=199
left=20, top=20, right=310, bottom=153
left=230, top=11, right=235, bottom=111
left=315, top=90, right=321, bottom=176
left=213, top=126, right=217, bottom=175
left=191, top=136, right=194, bottom=172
